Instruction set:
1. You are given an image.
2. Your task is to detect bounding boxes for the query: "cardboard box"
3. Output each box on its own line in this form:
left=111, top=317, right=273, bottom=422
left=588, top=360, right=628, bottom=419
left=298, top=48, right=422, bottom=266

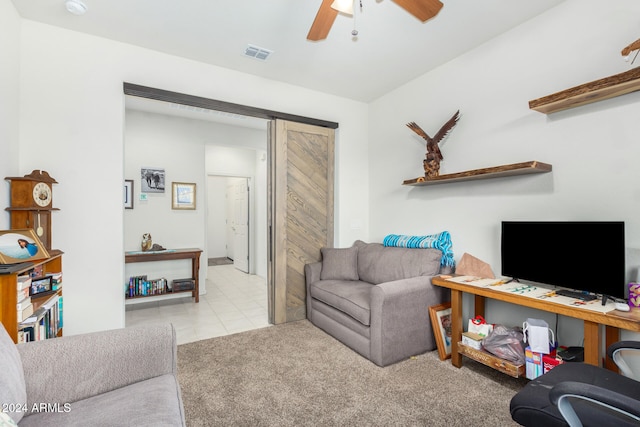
left=462, top=332, right=484, bottom=350
left=525, top=346, right=544, bottom=380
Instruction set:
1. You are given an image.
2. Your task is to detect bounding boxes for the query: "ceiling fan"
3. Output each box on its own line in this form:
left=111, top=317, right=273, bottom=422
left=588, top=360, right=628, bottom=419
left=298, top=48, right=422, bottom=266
left=307, top=0, right=444, bottom=41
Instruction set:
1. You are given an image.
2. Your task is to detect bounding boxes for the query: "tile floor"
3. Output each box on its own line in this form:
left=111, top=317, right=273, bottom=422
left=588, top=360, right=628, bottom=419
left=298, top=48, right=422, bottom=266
left=125, top=264, right=270, bottom=344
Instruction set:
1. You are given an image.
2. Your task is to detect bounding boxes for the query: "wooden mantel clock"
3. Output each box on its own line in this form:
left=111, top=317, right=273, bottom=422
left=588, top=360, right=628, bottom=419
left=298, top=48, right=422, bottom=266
left=5, top=170, right=59, bottom=251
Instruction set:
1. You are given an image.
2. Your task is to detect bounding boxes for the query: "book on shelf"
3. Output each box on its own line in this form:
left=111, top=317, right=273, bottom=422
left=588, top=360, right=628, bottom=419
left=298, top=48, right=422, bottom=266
left=17, top=303, right=34, bottom=323
left=49, top=271, right=63, bottom=291
left=18, top=293, right=62, bottom=342
left=126, top=275, right=169, bottom=298
left=17, top=275, right=32, bottom=290
left=17, top=285, right=30, bottom=301
left=17, top=296, right=32, bottom=311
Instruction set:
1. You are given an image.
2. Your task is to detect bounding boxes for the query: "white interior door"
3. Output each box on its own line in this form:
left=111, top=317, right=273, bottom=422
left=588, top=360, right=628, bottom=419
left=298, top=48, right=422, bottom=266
left=225, top=181, right=235, bottom=261
left=232, top=178, right=249, bottom=273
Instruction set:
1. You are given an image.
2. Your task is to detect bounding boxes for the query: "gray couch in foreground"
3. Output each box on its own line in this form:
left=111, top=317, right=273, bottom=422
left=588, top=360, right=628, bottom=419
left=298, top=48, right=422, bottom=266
left=0, top=322, right=185, bottom=426
left=305, top=240, right=452, bottom=367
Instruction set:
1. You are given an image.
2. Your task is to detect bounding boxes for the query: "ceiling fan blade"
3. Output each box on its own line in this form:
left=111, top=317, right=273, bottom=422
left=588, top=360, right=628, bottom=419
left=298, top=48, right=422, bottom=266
left=392, top=0, right=444, bottom=22
left=307, top=0, right=339, bottom=41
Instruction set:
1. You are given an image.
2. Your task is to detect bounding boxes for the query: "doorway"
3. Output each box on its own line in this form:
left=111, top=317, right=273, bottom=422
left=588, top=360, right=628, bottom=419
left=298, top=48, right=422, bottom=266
left=124, top=83, right=338, bottom=325
left=207, top=176, right=251, bottom=274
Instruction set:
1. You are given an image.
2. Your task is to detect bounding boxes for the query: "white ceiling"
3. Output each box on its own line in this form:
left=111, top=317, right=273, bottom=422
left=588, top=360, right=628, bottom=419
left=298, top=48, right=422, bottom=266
left=12, top=0, right=565, bottom=103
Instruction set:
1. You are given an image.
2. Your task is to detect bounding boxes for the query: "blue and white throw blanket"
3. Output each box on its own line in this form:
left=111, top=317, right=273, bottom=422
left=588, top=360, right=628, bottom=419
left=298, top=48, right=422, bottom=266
left=383, top=231, right=455, bottom=267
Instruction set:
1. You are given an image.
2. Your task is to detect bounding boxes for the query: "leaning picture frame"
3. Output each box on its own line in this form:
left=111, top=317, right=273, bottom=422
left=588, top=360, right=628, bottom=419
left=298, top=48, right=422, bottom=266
left=429, top=302, right=452, bottom=360
left=172, top=182, right=196, bottom=210
left=124, top=179, right=134, bottom=209
left=0, top=229, right=50, bottom=264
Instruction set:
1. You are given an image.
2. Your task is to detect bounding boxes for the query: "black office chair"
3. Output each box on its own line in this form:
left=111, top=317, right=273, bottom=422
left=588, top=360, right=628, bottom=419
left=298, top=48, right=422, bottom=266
left=510, top=341, right=640, bottom=427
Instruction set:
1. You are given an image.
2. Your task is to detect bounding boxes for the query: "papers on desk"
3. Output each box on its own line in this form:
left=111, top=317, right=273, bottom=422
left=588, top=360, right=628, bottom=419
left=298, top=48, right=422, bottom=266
left=445, top=276, right=505, bottom=287
left=444, top=275, right=616, bottom=314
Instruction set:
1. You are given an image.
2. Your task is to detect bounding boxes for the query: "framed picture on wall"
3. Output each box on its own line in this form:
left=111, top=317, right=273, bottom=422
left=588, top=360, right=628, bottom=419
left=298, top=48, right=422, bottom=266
left=0, top=229, right=50, bottom=264
left=141, top=167, right=165, bottom=193
left=172, top=182, right=196, bottom=210
left=124, top=180, right=134, bottom=209
left=429, top=302, right=452, bottom=360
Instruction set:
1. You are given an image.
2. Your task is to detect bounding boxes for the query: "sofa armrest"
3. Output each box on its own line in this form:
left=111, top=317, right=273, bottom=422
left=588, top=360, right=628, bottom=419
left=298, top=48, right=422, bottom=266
left=369, top=276, right=449, bottom=366
left=305, top=262, right=323, bottom=320
left=18, top=323, right=177, bottom=409
left=305, top=262, right=322, bottom=286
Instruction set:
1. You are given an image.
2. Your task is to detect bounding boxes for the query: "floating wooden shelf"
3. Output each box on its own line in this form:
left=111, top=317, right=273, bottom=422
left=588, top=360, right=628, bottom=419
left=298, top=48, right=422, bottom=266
left=402, top=161, right=552, bottom=186
left=529, top=67, right=640, bottom=114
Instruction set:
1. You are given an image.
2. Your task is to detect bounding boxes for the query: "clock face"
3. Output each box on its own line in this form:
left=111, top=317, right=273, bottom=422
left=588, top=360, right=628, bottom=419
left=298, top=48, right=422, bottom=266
left=33, top=182, right=52, bottom=207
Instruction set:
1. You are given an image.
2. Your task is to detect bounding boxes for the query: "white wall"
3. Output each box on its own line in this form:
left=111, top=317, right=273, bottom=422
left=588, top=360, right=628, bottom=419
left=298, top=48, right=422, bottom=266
left=16, top=15, right=369, bottom=335
left=124, top=110, right=207, bottom=292
left=207, top=176, right=227, bottom=258
left=0, top=1, right=21, bottom=229
left=369, top=0, right=640, bottom=344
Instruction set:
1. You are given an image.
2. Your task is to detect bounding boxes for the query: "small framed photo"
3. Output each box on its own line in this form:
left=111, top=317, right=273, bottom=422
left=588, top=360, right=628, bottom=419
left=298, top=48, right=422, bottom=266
left=124, top=180, right=134, bottom=209
left=172, top=182, right=196, bottom=210
left=429, top=302, right=452, bottom=361
left=0, top=229, right=50, bottom=264
left=30, top=276, right=52, bottom=296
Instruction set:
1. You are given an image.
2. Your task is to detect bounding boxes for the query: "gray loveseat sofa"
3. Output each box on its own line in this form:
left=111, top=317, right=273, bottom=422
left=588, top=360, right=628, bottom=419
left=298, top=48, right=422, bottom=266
left=305, top=240, right=452, bottom=367
left=0, top=322, right=185, bottom=426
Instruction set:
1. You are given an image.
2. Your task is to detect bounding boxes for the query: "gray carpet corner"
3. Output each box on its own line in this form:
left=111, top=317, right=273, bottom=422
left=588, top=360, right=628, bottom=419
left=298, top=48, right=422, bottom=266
left=177, top=320, right=525, bottom=426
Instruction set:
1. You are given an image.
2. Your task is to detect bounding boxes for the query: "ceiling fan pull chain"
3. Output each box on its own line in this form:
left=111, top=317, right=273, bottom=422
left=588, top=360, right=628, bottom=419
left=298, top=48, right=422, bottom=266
left=351, top=0, right=361, bottom=37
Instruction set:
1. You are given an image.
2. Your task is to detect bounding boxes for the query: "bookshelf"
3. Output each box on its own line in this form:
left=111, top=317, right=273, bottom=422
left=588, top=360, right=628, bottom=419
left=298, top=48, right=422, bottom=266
left=0, top=250, right=63, bottom=343
left=124, top=248, right=202, bottom=304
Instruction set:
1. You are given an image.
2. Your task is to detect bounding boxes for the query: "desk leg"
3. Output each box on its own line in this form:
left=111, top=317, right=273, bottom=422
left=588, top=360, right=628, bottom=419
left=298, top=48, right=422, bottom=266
left=474, top=295, right=485, bottom=319
left=192, top=255, right=200, bottom=303
left=583, top=320, right=600, bottom=366
left=451, top=289, right=463, bottom=368
left=605, top=325, right=620, bottom=372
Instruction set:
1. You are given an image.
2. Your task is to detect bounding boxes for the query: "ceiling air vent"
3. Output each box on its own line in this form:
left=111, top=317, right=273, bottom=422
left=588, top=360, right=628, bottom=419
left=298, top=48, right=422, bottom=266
left=244, top=44, right=273, bottom=61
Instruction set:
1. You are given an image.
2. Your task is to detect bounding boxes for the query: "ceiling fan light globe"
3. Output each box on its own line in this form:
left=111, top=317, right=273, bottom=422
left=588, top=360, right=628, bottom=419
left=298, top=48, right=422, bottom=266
left=331, top=0, right=354, bottom=15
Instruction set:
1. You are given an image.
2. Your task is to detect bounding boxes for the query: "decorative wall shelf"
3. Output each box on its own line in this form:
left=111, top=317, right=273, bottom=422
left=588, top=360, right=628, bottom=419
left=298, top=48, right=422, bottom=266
left=402, top=161, right=552, bottom=186
left=529, top=67, right=640, bottom=114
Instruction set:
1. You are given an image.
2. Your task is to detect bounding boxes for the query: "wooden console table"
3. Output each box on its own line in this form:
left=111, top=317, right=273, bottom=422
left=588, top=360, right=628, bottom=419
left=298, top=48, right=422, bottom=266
left=432, top=275, right=640, bottom=370
left=125, top=248, right=202, bottom=303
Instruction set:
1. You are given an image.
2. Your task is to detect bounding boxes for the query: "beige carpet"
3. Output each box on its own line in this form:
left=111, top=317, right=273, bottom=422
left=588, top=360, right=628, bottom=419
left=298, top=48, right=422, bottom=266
left=177, top=320, right=526, bottom=427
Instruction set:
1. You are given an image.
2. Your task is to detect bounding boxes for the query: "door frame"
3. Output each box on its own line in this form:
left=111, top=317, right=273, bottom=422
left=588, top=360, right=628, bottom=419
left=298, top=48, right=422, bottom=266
left=123, top=83, right=338, bottom=129
left=124, top=83, right=339, bottom=324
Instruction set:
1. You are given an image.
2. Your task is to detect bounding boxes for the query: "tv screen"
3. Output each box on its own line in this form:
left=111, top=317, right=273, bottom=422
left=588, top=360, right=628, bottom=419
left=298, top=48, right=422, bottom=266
left=501, top=221, right=626, bottom=301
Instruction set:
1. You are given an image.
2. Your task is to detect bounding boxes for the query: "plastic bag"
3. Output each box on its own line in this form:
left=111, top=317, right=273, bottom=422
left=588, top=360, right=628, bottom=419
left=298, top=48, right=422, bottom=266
left=481, top=325, right=526, bottom=365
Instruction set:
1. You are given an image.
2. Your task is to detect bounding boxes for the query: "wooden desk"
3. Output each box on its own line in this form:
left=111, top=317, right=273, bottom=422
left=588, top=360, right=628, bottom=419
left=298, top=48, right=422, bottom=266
left=432, top=276, right=640, bottom=369
left=125, top=248, right=202, bottom=303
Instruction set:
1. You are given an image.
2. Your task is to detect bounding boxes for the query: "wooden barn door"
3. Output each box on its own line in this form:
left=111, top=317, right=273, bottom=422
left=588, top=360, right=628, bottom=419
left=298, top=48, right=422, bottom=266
left=268, top=120, right=335, bottom=324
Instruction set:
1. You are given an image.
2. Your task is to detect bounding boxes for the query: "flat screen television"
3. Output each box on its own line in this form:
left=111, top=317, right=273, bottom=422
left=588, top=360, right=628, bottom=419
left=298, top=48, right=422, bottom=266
left=501, top=221, right=626, bottom=303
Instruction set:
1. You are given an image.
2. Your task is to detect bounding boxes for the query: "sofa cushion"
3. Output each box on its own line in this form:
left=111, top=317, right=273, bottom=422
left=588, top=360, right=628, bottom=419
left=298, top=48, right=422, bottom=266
left=354, top=241, right=442, bottom=285
left=17, top=374, right=184, bottom=427
left=310, top=280, right=373, bottom=325
left=0, top=323, right=27, bottom=424
left=320, top=246, right=359, bottom=281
